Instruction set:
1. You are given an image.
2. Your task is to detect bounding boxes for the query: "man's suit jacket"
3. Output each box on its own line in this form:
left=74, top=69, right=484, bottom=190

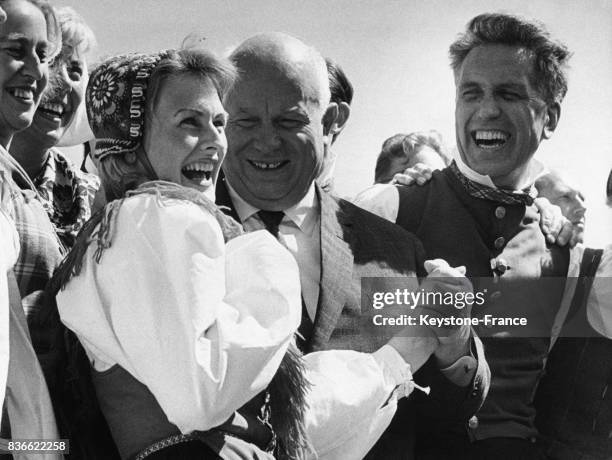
left=216, top=178, right=426, bottom=353
left=217, top=179, right=488, bottom=458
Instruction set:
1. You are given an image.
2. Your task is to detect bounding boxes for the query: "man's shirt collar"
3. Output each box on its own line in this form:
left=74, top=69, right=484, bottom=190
left=455, top=155, right=545, bottom=191
left=226, top=180, right=319, bottom=232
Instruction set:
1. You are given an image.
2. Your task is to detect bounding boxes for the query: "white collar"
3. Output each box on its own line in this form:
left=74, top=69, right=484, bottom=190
left=226, top=180, right=319, bottom=232
left=455, top=156, right=545, bottom=191
left=455, top=156, right=497, bottom=188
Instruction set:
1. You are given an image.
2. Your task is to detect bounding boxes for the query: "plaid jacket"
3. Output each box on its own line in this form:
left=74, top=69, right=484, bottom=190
left=0, top=148, right=64, bottom=380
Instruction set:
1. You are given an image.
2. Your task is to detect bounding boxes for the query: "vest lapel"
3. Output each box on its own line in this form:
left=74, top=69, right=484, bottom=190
left=309, top=186, right=353, bottom=351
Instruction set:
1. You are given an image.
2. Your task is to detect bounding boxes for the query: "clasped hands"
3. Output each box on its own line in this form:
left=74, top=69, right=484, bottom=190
left=418, top=259, right=473, bottom=366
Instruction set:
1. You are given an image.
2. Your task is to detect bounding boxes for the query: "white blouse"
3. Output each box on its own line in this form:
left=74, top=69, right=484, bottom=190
left=57, top=193, right=413, bottom=457
left=57, top=194, right=302, bottom=433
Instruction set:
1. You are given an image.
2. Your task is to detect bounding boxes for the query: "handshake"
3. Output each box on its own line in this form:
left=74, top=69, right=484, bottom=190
left=417, top=259, right=474, bottom=364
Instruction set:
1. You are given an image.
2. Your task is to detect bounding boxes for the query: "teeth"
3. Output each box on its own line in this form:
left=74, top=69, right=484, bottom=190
left=10, top=88, right=34, bottom=100
left=473, top=130, right=508, bottom=149
left=181, top=161, right=215, bottom=183
left=182, top=162, right=214, bottom=172
left=41, top=102, right=64, bottom=115
left=474, top=130, right=508, bottom=141
left=252, top=161, right=283, bottom=170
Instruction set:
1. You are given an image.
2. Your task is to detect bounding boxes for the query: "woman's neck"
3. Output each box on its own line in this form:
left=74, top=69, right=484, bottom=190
left=9, top=136, right=50, bottom=180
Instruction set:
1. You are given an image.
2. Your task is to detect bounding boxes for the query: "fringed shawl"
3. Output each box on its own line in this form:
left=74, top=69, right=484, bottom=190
left=51, top=181, right=309, bottom=459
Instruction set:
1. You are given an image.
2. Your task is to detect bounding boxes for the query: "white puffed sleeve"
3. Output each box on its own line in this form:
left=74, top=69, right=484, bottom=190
left=303, top=345, right=412, bottom=460
left=57, top=195, right=301, bottom=433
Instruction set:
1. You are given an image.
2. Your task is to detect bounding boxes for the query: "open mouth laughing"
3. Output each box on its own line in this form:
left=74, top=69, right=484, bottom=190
left=471, top=129, right=510, bottom=149
left=7, top=86, right=36, bottom=104
left=38, top=102, right=66, bottom=120
left=181, top=160, right=216, bottom=186
left=248, top=159, right=289, bottom=170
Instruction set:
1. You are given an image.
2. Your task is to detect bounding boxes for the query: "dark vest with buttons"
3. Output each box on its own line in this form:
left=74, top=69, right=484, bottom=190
left=395, top=167, right=569, bottom=441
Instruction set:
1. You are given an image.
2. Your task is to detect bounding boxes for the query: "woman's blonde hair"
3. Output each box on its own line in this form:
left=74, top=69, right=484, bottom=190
left=55, top=6, right=96, bottom=58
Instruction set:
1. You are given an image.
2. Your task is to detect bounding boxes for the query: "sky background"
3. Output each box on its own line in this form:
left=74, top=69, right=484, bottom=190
left=57, top=0, right=612, bottom=246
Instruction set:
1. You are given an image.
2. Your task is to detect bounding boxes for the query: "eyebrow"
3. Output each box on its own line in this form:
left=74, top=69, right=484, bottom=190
left=496, top=83, right=527, bottom=92
left=457, top=81, right=481, bottom=90
left=174, top=108, right=228, bottom=117
left=0, top=33, right=46, bottom=44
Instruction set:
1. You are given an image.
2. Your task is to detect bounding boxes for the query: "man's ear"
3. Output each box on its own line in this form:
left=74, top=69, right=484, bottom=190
left=332, top=102, right=351, bottom=137
left=322, top=102, right=339, bottom=144
left=542, top=102, right=561, bottom=139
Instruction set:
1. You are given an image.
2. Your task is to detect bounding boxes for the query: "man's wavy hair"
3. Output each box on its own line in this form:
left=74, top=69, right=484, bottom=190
left=449, top=13, right=571, bottom=105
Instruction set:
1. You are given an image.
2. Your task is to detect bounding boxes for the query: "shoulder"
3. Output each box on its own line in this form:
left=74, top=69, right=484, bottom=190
left=336, top=195, right=424, bottom=250
left=353, top=183, right=398, bottom=205
left=351, top=183, right=399, bottom=222
left=596, top=244, right=612, bottom=277
left=0, top=208, right=19, bottom=267
left=114, top=192, right=224, bottom=247
left=395, top=168, right=451, bottom=201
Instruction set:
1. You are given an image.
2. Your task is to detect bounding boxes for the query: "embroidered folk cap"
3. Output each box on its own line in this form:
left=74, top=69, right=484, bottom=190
left=86, top=51, right=168, bottom=162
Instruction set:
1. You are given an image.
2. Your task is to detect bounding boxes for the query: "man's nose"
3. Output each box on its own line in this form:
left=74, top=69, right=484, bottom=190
left=254, top=123, right=281, bottom=151
left=572, top=195, right=586, bottom=218
left=477, top=94, right=501, bottom=119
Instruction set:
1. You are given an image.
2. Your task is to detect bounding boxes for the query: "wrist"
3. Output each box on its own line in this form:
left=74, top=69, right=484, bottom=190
left=434, top=336, right=471, bottom=368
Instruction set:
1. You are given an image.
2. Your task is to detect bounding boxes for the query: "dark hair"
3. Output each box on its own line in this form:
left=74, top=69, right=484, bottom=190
left=449, top=13, right=571, bottom=104
left=374, top=130, right=451, bottom=183
left=326, top=57, right=353, bottom=106
left=325, top=57, right=353, bottom=143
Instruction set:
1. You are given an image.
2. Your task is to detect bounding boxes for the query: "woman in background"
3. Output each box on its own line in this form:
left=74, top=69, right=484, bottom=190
left=0, top=0, right=63, bottom=455
left=10, top=6, right=99, bottom=249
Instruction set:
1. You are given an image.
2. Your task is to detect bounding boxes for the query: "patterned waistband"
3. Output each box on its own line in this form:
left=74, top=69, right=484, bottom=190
left=133, top=433, right=197, bottom=460
left=132, top=425, right=276, bottom=460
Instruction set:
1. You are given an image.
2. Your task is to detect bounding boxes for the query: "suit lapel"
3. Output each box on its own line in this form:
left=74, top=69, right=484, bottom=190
left=215, top=173, right=241, bottom=222
left=310, top=186, right=354, bottom=351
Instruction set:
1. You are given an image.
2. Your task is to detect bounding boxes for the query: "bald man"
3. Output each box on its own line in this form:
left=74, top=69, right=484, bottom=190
left=216, top=32, right=488, bottom=459
left=535, top=170, right=586, bottom=244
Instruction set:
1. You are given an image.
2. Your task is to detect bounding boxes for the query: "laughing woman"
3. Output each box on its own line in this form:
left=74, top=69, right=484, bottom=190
left=54, top=50, right=306, bottom=460
left=0, top=0, right=64, bottom=454
left=10, top=6, right=99, bottom=249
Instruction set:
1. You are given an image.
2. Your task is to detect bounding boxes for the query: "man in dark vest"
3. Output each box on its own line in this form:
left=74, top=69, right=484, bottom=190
left=355, top=13, right=572, bottom=459
left=216, top=32, right=490, bottom=458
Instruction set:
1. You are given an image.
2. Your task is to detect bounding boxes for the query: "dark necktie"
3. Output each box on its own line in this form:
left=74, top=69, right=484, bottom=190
left=449, top=160, right=535, bottom=206
left=257, top=210, right=284, bottom=238
left=257, top=209, right=314, bottom=352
